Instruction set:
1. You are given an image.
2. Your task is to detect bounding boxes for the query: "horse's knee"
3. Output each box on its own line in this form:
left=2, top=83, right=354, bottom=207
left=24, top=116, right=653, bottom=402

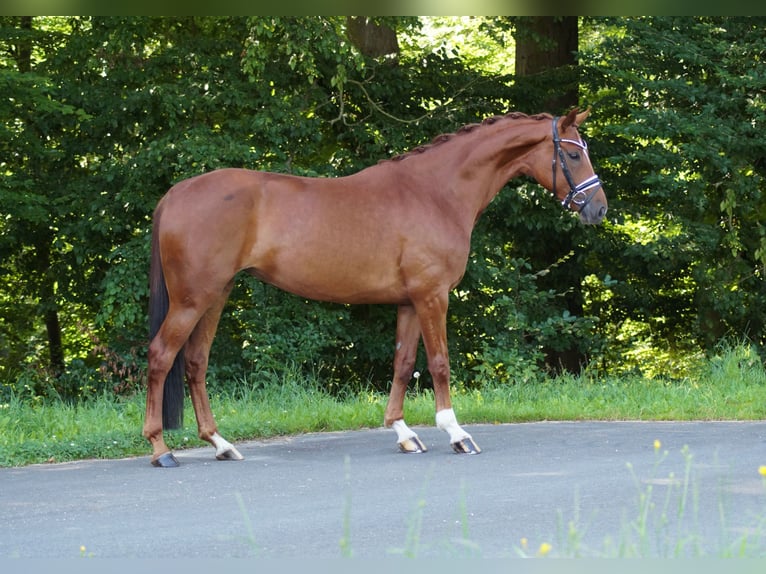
left=393, top=341, right=417, bottom=375
left=184, top=352, right=208, bottom=384
left=147, top=339, right=177, bottom=381
left=147, top=340, right=164, bottom=372
left=427, top=354, right=450, bottom=383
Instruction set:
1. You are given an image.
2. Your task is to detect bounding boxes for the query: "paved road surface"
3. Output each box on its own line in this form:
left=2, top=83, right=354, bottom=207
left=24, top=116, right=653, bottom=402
left=1, top=421, right=765, bottom=558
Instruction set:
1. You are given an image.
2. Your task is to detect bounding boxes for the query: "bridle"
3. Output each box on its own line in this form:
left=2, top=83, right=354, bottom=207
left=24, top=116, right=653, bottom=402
left=551, top=117, right=602, bottom=211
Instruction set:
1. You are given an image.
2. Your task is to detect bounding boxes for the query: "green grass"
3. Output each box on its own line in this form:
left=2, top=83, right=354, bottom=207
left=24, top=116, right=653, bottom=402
left=1, top=342, right=765, bottom=467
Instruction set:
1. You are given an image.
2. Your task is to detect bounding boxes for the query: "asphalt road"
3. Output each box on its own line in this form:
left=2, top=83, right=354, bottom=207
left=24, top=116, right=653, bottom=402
left=2, top=421, right=765, bottom=559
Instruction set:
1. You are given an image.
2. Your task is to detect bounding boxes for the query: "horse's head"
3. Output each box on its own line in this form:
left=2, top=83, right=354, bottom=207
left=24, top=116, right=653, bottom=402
left=540, top=108, right=608, bottom=225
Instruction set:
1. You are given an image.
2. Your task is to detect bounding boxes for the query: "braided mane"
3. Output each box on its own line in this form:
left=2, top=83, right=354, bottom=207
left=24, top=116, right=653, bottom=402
left=382, top=112, right=553, bottom=163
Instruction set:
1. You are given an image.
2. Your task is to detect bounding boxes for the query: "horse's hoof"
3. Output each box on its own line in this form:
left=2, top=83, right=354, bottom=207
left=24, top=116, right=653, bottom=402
left=211, top=432, right=244, bottom=461
left=151, top=452, right=180, bottom=467
left=398, top=436, right=427, bottom=454
left=216, top=447, right=244, bottom=461
left=451, top=438, right=481, bottom=455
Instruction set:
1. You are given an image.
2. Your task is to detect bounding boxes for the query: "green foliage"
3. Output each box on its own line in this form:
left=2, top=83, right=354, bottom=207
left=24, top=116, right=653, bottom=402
left=1, top=341, right=764, bottom=467
left=3, top=17, right=766, bottom=400
left=581, top=16, right=766, bottom=365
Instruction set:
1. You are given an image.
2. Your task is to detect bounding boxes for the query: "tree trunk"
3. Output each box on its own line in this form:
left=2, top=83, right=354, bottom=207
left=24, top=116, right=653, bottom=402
left=346, top=17, right=398, bottom=58
left=44, top=301, right=65, bottom=378
left=514, top=17, right=585, bottom=374
left=514, top=16, right=578, bottom=113
left=15, top=16, right=33, bottom=73
left=35, top=232, right=66, bottom=378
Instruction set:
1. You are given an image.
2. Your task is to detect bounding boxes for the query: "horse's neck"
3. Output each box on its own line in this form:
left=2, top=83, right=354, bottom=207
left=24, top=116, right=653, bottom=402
left=407, top=120, right=546, bottom=218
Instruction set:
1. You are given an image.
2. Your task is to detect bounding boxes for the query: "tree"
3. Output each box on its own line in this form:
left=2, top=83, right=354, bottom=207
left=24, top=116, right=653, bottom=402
left=506, top=16, right=595, bottom=373
left=8, top=16, right=761, bottom=399
left=0, top=16, right=610, bottom=396
left=514, top=16, right=579, bottom=112
left=0, top=16, right=86, bottom=380
left=1, top=17, right=261, bottom=392
left=580, top=16, right=766, bottom=370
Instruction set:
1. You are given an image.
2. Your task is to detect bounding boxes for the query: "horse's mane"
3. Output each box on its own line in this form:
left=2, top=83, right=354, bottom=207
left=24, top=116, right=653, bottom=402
left=381, top=112, right=554, bottom=163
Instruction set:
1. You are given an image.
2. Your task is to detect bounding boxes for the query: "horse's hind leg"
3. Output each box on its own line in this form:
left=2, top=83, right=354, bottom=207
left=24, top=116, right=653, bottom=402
left=385, top=304, right=427, bottom=453
left=144, top=306, right=202, bottom=466
left=185, top=281, right=243, bottom=461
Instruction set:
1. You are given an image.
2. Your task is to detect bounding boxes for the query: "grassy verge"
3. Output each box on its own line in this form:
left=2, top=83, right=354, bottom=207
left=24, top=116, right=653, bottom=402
left=1, top=342, right=765, bottom=467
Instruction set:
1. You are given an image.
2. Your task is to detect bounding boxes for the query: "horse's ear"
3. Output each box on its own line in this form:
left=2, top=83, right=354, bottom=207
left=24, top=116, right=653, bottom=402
left=560, top=108, right=579, bottom=131
left=574, top=107, right=591, bottom=127
left=560, top=107, right=591, bottom=131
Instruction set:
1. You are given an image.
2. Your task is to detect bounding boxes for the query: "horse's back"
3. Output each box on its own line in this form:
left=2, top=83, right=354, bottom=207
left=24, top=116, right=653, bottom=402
left=156, top=167, right=427, bottom=304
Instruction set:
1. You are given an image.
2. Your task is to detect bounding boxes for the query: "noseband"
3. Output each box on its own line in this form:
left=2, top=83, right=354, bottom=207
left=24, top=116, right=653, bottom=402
left=551, top=117, right=602, bottom=211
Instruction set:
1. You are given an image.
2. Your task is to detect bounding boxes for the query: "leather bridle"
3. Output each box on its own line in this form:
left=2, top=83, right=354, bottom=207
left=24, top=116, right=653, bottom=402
left=551, top=117, right=602, bottom=211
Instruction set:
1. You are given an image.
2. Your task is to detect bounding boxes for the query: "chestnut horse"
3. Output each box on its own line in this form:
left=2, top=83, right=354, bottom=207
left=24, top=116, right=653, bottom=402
left=144, top=108, right=607, bottom=467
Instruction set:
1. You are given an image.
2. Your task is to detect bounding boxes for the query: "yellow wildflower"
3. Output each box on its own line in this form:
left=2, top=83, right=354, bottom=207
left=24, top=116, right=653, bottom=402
left=653, top=439, right=661, bottom=451
left=537, top=542, right=552, bottom=557
left=759, top=465, right=766, bottom=477
left=520, top=537, right=528, bottom=550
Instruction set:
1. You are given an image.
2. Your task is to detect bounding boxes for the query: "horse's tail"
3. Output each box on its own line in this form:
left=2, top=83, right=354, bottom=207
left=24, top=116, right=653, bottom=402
left=149, top=203, right=185, bottom=430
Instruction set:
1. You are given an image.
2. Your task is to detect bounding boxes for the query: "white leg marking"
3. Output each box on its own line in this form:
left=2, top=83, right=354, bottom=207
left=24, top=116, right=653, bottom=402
left=435, top=408, right=472, bottom=444
left=211, top=432, right=244, bottom=461
left=391, top=419, right=426, bottom=453
left=392, top=419, right=418, bottom=443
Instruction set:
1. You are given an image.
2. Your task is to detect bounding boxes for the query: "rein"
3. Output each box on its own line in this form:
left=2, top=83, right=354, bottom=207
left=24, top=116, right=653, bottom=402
left=551, top=117, right=602, bottom=211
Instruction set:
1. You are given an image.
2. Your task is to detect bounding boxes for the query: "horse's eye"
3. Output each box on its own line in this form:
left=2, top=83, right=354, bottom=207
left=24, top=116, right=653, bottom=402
left=567, top=151, right=581, bottom=161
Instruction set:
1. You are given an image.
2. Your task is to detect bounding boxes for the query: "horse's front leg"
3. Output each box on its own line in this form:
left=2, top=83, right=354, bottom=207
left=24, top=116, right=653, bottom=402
left=415, top=293, right=481, bottom=455
left=385, top=304, right=427, bottom=453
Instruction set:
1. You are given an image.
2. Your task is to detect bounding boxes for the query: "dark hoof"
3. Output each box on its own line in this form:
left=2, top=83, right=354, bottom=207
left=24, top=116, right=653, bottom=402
left=151, top=452, right=180, bottom=467
left=398, top=436, right=428, bottom=454
left=451, top=438, right=481, bottom=455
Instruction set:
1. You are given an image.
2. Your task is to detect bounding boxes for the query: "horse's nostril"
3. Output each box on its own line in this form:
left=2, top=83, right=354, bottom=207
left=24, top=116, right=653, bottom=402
left=598, top=205, right=607, bottom=219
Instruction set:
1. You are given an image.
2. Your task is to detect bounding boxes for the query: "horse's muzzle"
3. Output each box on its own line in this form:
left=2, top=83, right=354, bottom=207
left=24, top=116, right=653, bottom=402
left=579, top=197, right=608, bottom=225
